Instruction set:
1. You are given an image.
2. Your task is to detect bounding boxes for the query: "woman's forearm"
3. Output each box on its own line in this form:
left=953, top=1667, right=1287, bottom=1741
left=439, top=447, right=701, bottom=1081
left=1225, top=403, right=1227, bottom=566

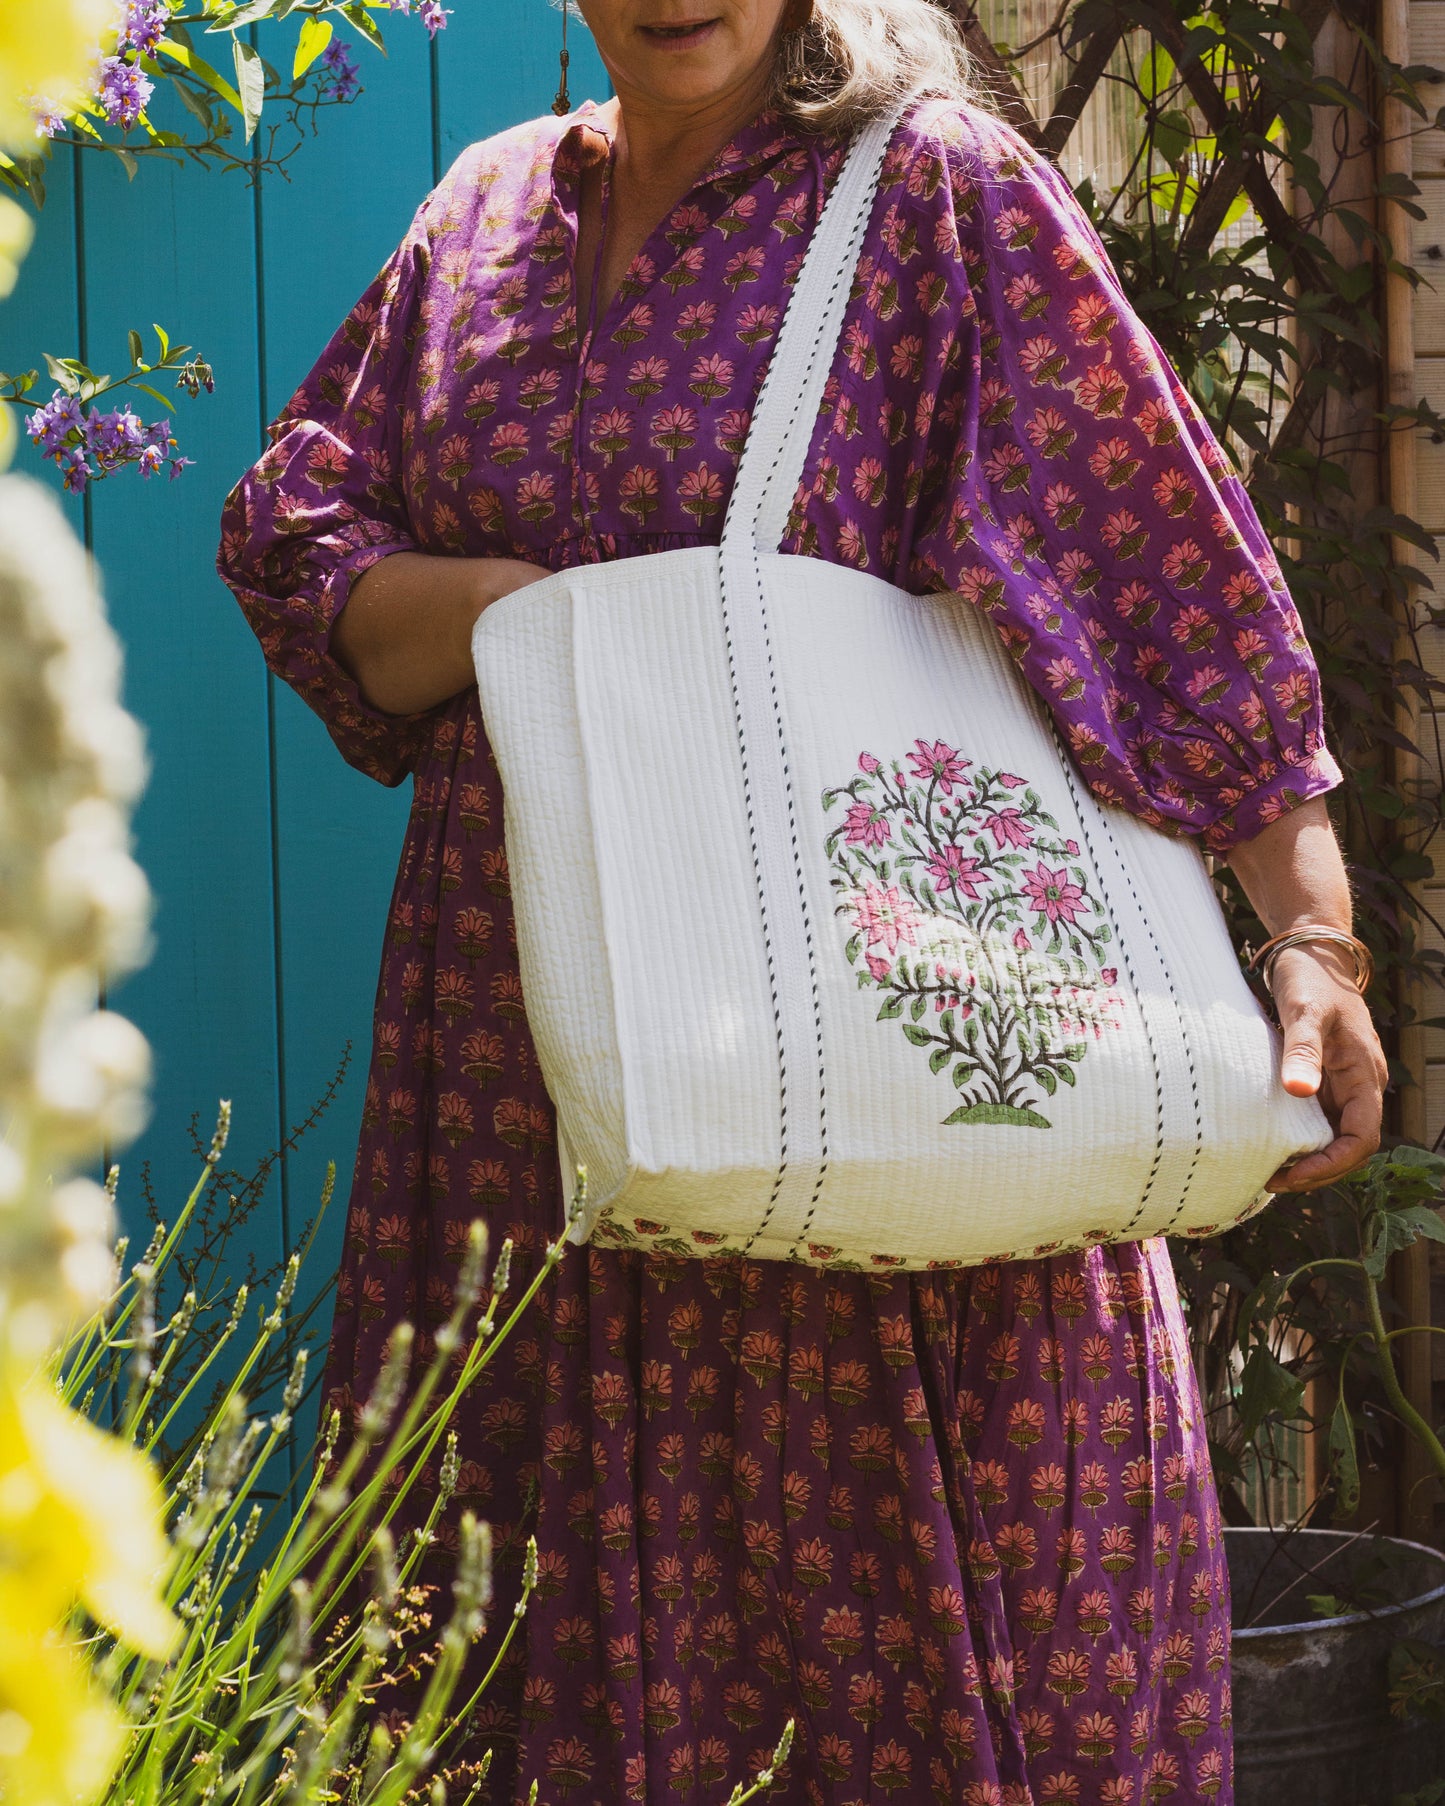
left=332, top=551, right=548, bottom=716
left=1225, top=795, right=1355, bottom=982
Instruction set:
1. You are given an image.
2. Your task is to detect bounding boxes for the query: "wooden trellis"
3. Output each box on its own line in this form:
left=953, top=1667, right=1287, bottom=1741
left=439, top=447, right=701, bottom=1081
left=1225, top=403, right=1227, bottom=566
left=945, top=0, right=1440, bottom=1540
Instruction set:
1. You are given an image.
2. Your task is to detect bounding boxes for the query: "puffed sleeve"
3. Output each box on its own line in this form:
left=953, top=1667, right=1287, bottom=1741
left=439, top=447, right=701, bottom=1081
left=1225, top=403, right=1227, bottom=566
left=216, top=199, right=433, bottom=786
left=910, top=112, right=1343, bottom=852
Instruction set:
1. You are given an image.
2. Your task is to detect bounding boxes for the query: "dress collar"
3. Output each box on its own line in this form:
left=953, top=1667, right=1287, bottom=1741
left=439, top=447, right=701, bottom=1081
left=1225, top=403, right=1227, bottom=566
left=552, top=95, right=825, bottom=193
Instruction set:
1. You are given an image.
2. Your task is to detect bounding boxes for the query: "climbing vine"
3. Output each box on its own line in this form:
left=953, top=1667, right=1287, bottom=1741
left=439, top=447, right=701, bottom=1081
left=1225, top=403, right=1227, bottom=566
left=954, top=0, right=1445, bottom=1521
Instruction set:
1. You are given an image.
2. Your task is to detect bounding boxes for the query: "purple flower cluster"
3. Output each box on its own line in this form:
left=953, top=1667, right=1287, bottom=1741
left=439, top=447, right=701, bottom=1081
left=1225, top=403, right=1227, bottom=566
left=118, top=0, right=169, bottom=58
left=26, top=392, right=191, bottom=493
left=388, top=0, right=450, bottom=36
left=97, top=55, right=154, bottom=129
left=319, top=40, right=361, bottom=104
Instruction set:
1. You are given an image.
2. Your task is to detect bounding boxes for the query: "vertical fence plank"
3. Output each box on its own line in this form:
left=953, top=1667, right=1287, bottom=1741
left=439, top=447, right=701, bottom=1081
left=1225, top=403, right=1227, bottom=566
left=5, top=8, right=612, bottom=1369
left=2, top=150, right=84, bottom=527
left=257, top=26, right=435, bottom=1310
left=77, top=123, right=284, bottom=1272
left=436, top=0, right=610, bottom=164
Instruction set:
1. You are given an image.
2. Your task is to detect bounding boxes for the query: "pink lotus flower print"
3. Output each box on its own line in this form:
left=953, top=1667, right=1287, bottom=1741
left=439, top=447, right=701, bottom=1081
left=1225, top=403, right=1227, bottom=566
left=1221, top=570, right=1267, bottom=615
left=1018, top=335, right=1067, bottom=385
left=1075, top=362, right=1128, bottom=418
left=1272, top=670, right=1314, bottom=721
left=624, top=355, right=669, bottom=400
left=989, top=812, right=1033, bottom=852
left=1004, top=272, right=1048, bottom=317
left=1087, top=437, right=1141, bottom=488
left=1024, top=407, right=1076, bottom=458
left=1023, top=862, right=1086, bottom=925
left=906, top=739, right=971, bottom=793
left=1100, top=510, right=1147, bottom=560
left=826, top=747, right=1119, bottom=1130
left=1068, top=292, right=1118, bottom=342
left=1161, top=539, right=1210, bottom=589
left=982, top=442, right=1031, bottom=492
left=851, top=883, right=920, bottom=954
left=927, top=845, right=985, bottom=897
left=995, top=205, right=1039, bottom=251
left=1042, top=482, right=1084, bottom=528
left=843, top=800, right=891, bottom=847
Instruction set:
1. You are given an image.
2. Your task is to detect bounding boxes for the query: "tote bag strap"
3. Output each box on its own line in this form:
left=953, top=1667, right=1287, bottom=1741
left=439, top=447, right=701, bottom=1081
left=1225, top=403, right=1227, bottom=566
left=721, top=97, right=913, bottom=556
left=712, top=99, right=910, bottom=1258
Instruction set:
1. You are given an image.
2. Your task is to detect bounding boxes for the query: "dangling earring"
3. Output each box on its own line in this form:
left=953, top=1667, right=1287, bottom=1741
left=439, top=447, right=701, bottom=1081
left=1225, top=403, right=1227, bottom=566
left=552, top=0, right=572, bottom=116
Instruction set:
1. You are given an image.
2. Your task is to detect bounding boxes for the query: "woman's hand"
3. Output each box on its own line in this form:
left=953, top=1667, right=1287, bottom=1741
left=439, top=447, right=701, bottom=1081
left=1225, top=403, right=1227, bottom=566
left=1224, top=796, right=1386, bottom=1193
left=334, top=552, right=551, bottom=717
left=1264, top=941, right=1387, bottom=1192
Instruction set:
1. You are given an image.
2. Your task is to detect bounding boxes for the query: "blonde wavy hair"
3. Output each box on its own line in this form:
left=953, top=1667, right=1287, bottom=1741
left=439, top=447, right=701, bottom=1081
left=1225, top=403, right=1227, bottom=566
left=770, top=0, right=982, bottom=135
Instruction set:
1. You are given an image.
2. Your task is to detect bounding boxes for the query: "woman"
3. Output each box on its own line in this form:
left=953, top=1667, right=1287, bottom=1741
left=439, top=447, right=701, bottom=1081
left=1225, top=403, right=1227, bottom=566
left=218, top=2, right=1385, bottom=1800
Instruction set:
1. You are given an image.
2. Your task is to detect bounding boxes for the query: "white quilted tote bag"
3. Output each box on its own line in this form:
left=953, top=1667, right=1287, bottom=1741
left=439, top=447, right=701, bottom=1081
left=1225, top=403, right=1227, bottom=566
left=472, top=104, right=1330, bottom=1270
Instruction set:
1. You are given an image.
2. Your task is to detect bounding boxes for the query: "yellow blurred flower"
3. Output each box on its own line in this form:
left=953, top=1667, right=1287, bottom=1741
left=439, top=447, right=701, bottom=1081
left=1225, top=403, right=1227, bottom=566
left=0, top=474, right=175, bottom=1806
left=0, top=1362, right=177, bottom=1806
left=0, top=0, right=120, bottom=150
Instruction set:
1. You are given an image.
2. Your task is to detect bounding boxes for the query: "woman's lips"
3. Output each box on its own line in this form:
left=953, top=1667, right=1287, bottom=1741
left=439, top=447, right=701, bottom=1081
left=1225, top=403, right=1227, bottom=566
left=639, top=17, right=723, bottom=47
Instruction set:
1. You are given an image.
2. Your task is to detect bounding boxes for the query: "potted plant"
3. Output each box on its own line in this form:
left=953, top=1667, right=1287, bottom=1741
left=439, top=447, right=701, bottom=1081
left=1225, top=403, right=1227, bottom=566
left=1172, top=1146, right=1445, bottom=1804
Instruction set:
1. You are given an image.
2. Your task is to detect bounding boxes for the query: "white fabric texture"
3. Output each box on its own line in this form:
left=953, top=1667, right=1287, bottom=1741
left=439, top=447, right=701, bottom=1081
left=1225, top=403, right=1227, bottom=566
left=471, top=104, right=1331, bottom=1270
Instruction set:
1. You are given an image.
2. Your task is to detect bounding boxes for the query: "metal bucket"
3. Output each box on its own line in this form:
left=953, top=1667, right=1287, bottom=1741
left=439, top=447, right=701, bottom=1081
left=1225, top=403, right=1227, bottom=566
left=1229, top=1526, right=1445, bottom=1804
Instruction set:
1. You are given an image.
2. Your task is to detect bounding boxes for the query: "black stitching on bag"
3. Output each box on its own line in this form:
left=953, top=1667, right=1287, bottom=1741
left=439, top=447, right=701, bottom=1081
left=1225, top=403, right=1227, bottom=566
left=1090, top=804, right=1204, bottom=1237
left=718, top=549, right=792, bottom=1255
left=753, top=532, right=829, bottom=1261
left=750, top=125, right=897, bottom=1261
left=1050, top=723, right=1167, bottom=1238
left=723, top=109, right=901, bottom=1260
left=733, top=119, right=893, bottom=1259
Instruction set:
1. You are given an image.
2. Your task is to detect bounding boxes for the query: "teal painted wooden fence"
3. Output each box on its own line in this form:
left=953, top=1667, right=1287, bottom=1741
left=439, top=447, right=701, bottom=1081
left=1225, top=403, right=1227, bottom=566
left=3, top=3, right=607, bottom=1321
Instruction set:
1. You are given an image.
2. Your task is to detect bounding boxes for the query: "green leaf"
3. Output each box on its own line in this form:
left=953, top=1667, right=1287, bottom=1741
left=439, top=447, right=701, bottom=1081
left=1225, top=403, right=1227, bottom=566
left=1306, top=1593, right=1348, bottom=1620
left=154, top=322, right=170, bottom=359
left=1237, top=1342, right=1306, bottom=1443
left=293, top=17, right=333, bottom=79
left=1056, top=1062, right=1076, bottom=1086
left=1393, top=1204, right=1445, bottom=1246
left=1037, top=1066, right=1058, bottom=1095
left=173, top=79, right=213, bottom=131
left=44, top=353, right=83, bottom=393
left=339, top=2, right=386, bottom=51
left=1153, top=108, right=1194, bottom=166
left=910, top=994, right=926, bottom=1022
left=128, top=329, right=144, bottom=368
left=156, top=38, right=244, bottom=113
left=876, top=995, right=903, bottom=1022
left=901, top=1023, right=935, bottom=1047
left=1387, top=1144, right=1445, bottom=1184
left=110, top=147, right=139, bottom=181
left=951, top=1063, right=977, bottom=1088
left=233, top=38, right=265, bottom=143
left=1139, top=44, right=1176, bottom=102
left=1328, top=1390, right=1360, bottom=1518
left=928, top=1046, right=950, bottom=1075
left=210, top=0, right=281, bottom=27
left=132, top=382, right=175, bottom=413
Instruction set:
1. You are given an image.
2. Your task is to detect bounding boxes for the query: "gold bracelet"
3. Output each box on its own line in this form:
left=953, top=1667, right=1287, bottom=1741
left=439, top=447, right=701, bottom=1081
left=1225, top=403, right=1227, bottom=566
left=1246, top=924, right=1373, bottom=996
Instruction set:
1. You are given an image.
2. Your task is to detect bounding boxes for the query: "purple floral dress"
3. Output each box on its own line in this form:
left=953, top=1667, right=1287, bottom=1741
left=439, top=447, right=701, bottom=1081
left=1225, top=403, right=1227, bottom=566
left=219, top=97, right=1340, bottom=1806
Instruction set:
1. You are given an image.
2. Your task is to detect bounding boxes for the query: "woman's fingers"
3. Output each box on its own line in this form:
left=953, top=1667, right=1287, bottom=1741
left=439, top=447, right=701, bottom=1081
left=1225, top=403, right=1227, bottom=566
left=1279, top=1000, right=1325, bottom=1097
left=1267, top=991, right=1385, bottom=1192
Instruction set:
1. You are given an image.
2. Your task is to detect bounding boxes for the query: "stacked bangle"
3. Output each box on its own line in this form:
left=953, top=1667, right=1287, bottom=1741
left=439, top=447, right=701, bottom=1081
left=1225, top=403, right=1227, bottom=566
left=1246, top=924, right=1373, bottom=996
